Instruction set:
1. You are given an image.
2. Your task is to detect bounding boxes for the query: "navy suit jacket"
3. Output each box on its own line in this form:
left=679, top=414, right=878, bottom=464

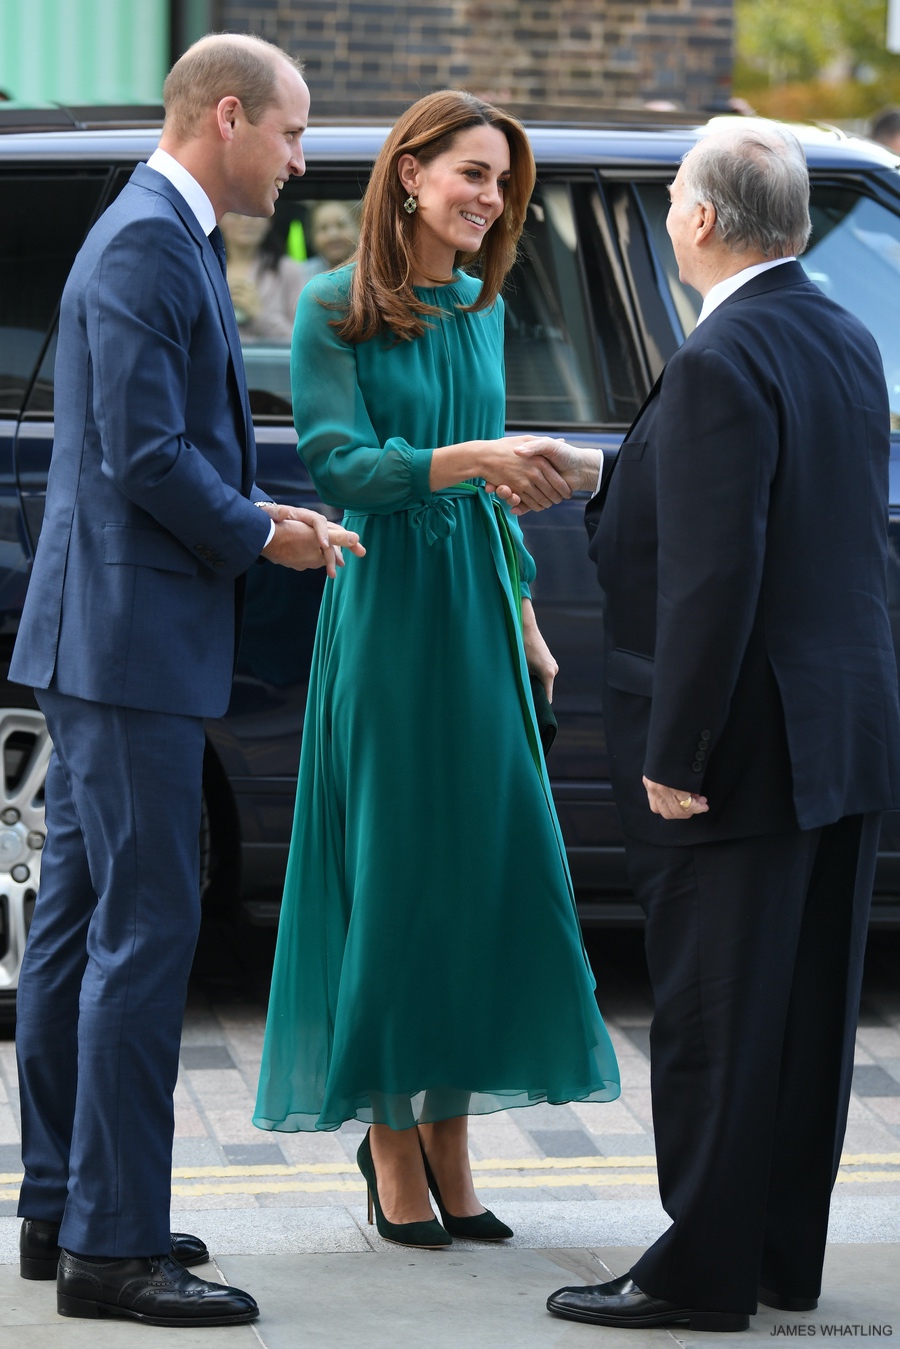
left=10, top=164, right=272, bottom=718
left=586, top=261, right=900, bottom=845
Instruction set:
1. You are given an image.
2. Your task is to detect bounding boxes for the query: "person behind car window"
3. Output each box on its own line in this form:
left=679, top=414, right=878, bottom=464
left=296, top=198, right=360, bottom=288
left=253, top=88, right=620, bottom=1250
left=219, top=210, right=306, bottom=342
left=869, top=107, right=900, bottom=154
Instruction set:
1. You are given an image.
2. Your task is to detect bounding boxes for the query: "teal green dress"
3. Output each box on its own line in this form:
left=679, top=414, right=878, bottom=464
left=253, top=265, right=619, bottom=1133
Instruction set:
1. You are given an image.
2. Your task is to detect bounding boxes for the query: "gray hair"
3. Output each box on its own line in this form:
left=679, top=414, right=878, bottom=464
left=680, top=124, right=812, bottom=258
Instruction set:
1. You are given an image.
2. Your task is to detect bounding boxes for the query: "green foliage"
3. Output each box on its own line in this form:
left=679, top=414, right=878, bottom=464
left=737, top=0, right=898, bottom=84
left=735, top=0, right=900, bottom=119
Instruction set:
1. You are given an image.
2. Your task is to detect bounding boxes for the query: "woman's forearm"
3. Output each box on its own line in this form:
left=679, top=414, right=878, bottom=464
left=428, top=437, right=574, bottom=511
left=428, top=442, right=489, bottom=491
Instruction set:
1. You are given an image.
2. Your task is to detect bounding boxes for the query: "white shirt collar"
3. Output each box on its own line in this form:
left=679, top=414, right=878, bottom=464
left=145, top=148, right=217, bottom=237
left=696, top=256, right=796, bottom=325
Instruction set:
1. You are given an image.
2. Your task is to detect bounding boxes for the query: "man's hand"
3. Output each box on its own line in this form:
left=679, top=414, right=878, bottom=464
left=490, top=439, right=603, bottom=515
left=480, top=436, right=574, bottom=512
left=258, top=504, right=365, bottom=577
left=642, top=777, right=709, bottom=820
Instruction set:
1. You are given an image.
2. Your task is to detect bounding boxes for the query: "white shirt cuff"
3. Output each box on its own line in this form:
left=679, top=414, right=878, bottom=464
left=591, top=449, right=605, bottom=497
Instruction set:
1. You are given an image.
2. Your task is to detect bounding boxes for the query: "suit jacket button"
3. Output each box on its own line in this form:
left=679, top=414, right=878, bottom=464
left=692, top=761, right=703, bottom=773
left=695, top=748, right=706, bottom=760
left=700, top=729, right=711, bottom=741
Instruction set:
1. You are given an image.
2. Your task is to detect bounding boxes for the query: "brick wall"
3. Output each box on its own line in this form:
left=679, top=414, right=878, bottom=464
left=217, top=0, right=733, bottom=117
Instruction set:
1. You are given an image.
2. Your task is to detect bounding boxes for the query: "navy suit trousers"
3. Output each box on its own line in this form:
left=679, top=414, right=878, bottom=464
left=16, top=687, right=205, bottom=1255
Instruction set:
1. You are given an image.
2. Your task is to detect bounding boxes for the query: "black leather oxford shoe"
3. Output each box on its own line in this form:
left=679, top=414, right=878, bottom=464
left=20, top=1219, right=210, bottom=1280
left=56, top=1250, right=259, bottom=1326
left=758, top=1286, right=818, bottom=1312
left=547, top=1272, right=750, bottom=1333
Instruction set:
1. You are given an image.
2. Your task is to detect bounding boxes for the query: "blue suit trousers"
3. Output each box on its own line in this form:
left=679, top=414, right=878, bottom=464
left=16, top=687, right=205, bottom=1255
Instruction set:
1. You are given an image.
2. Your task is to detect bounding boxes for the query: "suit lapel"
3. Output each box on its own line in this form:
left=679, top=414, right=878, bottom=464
left=130, top=165, right=255, bottom=469
left=198, top=243, right=256, bottom=476
left=584, top=365, right=664, bottom=553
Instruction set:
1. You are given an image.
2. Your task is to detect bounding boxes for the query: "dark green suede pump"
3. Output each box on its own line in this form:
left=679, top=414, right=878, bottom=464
left=420, top=1145, right=514, bottom=1241
left=356, top=1129, right=451, bottom=1249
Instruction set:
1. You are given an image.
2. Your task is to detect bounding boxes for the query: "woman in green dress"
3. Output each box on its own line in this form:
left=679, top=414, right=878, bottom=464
left=253, top=90, right=619, bottom=1248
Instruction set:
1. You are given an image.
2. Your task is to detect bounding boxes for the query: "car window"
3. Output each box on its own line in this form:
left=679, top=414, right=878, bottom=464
left=1, top=172, right=109, bottom=415
left=630, top=181, right=701, bottom=343
left=236, top=173, right=645, bottom=431
left=802, top=189, right=900, bottom=425
left=227, top=178, right=366, bottom=419
left=505, top=179, right=643, bottom=428
left=633, top=179, right=900, bottom=425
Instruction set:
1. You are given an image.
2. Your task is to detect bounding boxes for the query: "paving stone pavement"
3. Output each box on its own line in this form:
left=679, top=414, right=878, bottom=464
left=0, top=936, right=897, bottom=1235
left=0, top=936, right=898, bottom=1344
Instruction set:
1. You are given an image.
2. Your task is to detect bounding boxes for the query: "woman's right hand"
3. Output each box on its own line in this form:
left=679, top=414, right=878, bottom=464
left=479, top=436, right=573, bottom=512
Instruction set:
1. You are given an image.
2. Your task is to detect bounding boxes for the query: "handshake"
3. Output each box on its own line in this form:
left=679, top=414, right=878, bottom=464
left=482, top=436, right=603, bottom=515
left=255, top=434, right=602, bottom=577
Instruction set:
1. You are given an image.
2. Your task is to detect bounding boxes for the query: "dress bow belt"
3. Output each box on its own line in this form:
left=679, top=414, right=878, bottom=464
left=408, top=483, right=479, bottom=545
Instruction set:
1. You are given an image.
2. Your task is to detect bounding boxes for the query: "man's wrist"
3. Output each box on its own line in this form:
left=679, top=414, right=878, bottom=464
left=255, top=502, right=276, bottom=550
left=583, top=449, right=604, bottom=495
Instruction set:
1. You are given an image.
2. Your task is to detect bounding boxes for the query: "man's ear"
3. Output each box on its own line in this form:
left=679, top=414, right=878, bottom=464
left=397, top=153, right=421, bottom=195
left=695, top=200, right=718, bottom=245
left=215, top=96, right=240, bottom=142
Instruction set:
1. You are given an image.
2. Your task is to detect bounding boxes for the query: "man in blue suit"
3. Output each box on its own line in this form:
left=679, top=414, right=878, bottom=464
left=10, top=33, right=363, bottom=1328
left=518, top=126, right=900, bottom=1330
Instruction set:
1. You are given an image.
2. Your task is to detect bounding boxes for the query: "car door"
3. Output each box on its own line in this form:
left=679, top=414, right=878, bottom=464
left=500, top=172, right=651, bottom=910
left=0, top=161, right=112, bottom=1007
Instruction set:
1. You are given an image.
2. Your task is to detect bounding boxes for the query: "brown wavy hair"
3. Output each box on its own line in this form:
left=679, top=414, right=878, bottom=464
left=334, top=90, right=536, bottom=344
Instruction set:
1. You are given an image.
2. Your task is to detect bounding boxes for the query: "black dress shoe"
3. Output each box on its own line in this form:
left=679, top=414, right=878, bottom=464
left=547, top=1272, right=750, bottom=1333
left=19, top=1219, right=210, bottom=1280
left=758, top=1286, right=818, bottom=1312
left=56, top=1250, right=259, bottom=1326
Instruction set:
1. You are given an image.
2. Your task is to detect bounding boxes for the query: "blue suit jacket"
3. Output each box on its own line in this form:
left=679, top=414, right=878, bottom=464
left=586, top=261, right=900, bottom=843
left=10, top=164, right=272, bottom=718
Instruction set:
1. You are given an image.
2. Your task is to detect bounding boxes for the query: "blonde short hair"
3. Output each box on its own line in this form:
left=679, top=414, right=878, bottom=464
left=162, top=33, right=303, bottom=142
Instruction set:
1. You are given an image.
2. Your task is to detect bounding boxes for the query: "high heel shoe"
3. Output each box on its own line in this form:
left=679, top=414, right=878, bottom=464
left=356, top=1129, right=451, bottom=1249
left=419, top=1145, right=514, bottom=1241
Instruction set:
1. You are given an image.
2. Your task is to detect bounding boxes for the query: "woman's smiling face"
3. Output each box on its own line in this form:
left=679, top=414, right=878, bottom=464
left=399, top=123, right=511, bottom=281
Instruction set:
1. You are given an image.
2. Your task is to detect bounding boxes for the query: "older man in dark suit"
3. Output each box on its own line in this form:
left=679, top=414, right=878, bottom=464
left=536, top=125, right=900, bottom=1331
left=9, top=34, right=367, bottom=1328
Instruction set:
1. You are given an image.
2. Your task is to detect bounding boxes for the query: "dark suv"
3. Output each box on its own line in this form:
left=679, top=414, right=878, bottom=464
left=3, top=108, right=900, bottom=1010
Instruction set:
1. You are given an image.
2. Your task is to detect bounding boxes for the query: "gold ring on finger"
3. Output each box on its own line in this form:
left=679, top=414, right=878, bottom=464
left=678, top=796, right=693, bottom=810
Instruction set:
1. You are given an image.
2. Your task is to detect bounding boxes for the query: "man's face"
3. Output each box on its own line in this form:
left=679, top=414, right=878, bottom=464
left=665, top=160, right=703, bottom=290
left=228, top=64, right=309, bottom=216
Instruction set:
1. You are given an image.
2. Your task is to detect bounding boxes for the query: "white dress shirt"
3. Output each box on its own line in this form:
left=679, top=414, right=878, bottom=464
left=145, top=148, right=216, bottom=236
left=144, top=149, right=275, bottom=550
left=696, top=255, right=796, bottom=325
